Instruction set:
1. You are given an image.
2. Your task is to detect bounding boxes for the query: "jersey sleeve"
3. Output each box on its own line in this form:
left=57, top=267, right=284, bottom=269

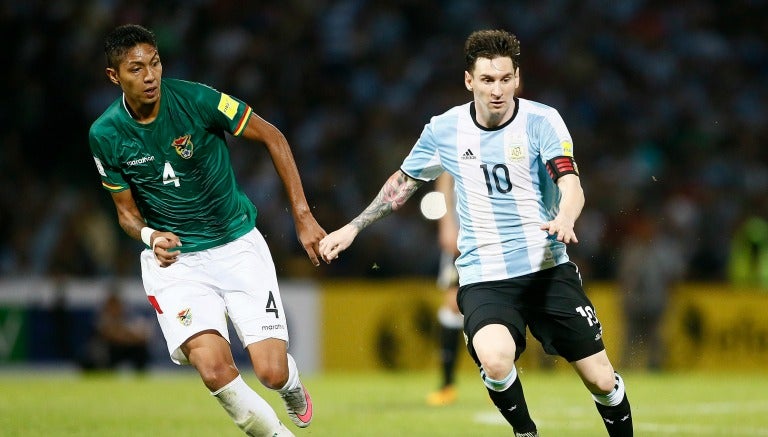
left=400, top=121, right=444, bottom=181
left=88, top=128, right=129, bottom=193
left=193, top=82, right=253, bottom=137
left=536, top=107, right=575, bottom=163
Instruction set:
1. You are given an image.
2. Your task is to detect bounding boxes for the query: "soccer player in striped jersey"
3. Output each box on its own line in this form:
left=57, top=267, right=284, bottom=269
left=320, top=29, right=633, bottom=436
left=89, top=24, right=323, bottom=437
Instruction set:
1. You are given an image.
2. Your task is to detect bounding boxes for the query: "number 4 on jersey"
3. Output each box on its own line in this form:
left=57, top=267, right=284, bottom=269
left=163, top=162, right=180, bottom=187
left=266, top=291, right=279, bottom=318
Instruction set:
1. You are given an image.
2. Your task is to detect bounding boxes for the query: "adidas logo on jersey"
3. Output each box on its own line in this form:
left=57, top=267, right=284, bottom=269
left=461, top=149, right=476, bottom=160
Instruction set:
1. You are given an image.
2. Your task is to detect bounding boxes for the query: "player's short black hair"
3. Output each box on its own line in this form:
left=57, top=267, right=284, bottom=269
left=104, top=24, right=157, bottom=69
left=464, top=30, right=521, bottom=72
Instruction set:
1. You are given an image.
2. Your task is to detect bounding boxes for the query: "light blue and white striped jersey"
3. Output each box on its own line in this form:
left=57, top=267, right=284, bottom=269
left=401, top=98, right=575, bottom=286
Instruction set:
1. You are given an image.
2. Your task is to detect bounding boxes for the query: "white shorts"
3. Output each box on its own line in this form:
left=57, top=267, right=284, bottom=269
left=140, top=228, right=288, bottom=365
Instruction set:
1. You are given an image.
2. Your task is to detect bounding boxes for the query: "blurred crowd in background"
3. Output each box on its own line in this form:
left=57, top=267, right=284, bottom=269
left=2, top=0, right=767, bottom=285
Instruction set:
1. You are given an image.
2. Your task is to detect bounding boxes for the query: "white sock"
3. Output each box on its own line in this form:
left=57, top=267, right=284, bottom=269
left=592, top=372, right=626, bottom=407
left=482, top=365, right=517, bottom=392
left=212, top=374, right=281, bottom=436
left=279, top=353, right=300, bottom=392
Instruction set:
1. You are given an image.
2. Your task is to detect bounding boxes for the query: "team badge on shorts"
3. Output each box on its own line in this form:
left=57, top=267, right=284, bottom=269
left=177, top=308, right=193, bottom=326
left=171, top=134, right=194, bottom=159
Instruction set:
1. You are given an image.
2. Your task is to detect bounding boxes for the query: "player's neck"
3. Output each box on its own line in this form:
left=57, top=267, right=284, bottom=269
left=123, top=94, right=160, bottom=124
left=473, top=100, right=516, bottom=129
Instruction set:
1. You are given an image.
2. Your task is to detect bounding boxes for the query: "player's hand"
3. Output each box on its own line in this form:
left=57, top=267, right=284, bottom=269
left=150, top=231, right=182, bottom=267
left=540, top=217, right=578, bottom=244
left=295, top=215, right=327, bottom=267
left=319, top=224, right=358, bottom=263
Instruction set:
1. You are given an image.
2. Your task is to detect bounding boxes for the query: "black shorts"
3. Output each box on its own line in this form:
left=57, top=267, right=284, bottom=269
left=457, top=262, right=605, bottom=365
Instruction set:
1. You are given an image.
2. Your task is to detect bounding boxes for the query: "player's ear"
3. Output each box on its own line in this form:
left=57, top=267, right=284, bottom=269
left=464, top=71, right=473, bottom=92
left=106, top=67, right=120, bottom=85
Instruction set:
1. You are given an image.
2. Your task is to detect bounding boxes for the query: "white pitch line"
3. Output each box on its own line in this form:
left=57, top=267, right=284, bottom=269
left=636, top=423, right=768, bottom=436
left=472, top=411, right=593, bottom=430
left=472, top=411, right=511, bottom=426
left=650, top=400, right=768, bottom=416
left=473, top=408, right=768, bottom=435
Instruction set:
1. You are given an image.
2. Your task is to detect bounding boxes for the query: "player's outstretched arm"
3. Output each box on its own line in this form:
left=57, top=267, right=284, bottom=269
left=241, top=113, right=326, bottom=266
left=320, top=170, right=423, bottom=263
left=540, top=173, right=584, bottom=244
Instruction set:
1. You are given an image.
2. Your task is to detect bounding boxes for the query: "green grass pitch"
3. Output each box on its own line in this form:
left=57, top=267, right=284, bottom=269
left=1, top=369, right=766, bottom=436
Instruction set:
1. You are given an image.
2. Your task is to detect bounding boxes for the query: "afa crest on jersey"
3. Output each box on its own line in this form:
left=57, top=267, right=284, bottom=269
left=505, top=134, right=528, bottom=163
left=171, top=134, right=195, bottom=159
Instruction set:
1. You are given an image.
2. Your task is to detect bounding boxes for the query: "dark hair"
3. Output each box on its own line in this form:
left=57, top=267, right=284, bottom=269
left=104, top=24, right=157, bottom=69
left=464, top=30, right=521, bottom=72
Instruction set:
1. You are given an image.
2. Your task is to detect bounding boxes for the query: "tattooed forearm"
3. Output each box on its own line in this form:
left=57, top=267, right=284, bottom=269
left=350, top=171, right=423, bottom=231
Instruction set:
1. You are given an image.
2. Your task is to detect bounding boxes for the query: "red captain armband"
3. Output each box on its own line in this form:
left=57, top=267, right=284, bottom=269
left=546, top=156, right=579, bottom=181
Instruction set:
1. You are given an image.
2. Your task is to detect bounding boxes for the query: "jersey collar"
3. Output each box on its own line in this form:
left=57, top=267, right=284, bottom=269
left=469, top=97, right=519, bottom=131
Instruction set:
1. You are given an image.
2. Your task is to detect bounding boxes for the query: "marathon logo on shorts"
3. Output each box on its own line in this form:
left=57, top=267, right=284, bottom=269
left=177, top=308, right=192, bottom=326
left=262, top=324, right=286, bottom=331
left=171, top=134, right=194, bottom=159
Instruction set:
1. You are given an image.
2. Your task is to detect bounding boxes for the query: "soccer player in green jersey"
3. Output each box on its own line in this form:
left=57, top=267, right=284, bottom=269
left=89, top=24, right=323, bottom=437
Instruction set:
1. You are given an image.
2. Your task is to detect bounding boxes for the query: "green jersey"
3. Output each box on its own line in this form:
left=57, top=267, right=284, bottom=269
left=89, top=78, right=257, bottom=252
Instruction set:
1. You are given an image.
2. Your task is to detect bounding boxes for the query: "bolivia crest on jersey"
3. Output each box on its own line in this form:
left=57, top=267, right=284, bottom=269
left=171, top=134, right=194, bottom=159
